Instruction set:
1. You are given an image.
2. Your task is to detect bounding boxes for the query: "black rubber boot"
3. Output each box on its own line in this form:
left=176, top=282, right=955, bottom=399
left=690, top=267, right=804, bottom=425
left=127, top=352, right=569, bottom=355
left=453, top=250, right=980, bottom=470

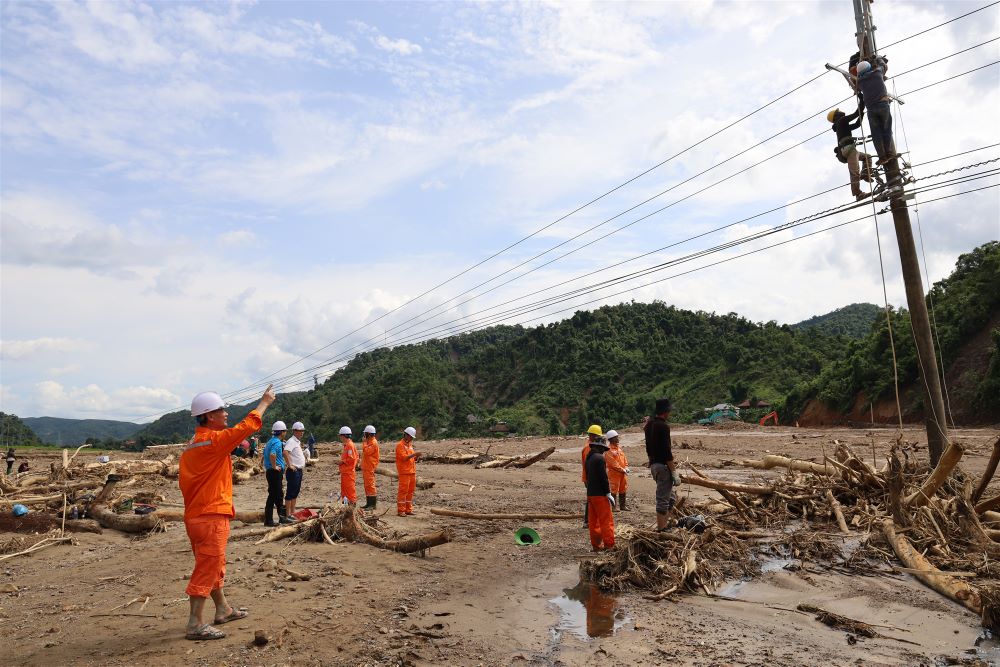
left=264, top=509, right=276, bottom=527
left=583, top=500, right=589, bottom=528
left=363, top=496, right=376, bottom=510
left=619, top=492, right=629, bottom=511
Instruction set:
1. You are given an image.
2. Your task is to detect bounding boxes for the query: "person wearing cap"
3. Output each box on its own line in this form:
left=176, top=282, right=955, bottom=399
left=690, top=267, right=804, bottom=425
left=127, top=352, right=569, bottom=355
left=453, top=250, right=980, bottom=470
left=283, top=422, right=307, bottom=518
left=180, top=384, right=276, bottom=641
left=644, top=398, right=676, bottom=531
left=338, top=426, right=359, bottom=505
left=395, top=427, right=422, bottom=516
left=828, top=106, right=872, bottom=201
left=604, top=430, right=630, bottom=511
left=360, top=425, right=380, bottom=510
left=263, top=421, right=292, bottom=526
left=585, top=434, right=616, bottom=551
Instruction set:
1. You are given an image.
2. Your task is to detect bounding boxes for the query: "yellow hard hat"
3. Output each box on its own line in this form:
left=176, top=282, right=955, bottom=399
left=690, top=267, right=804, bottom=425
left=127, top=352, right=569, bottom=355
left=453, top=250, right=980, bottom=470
left=587, top=424, right=603, bottom=436
left=826, top=109, right=839, bottom=123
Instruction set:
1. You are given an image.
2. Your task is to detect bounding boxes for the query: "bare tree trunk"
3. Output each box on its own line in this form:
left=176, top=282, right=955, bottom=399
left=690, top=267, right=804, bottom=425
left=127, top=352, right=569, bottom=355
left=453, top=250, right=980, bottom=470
left=905, top=441, right=965, bottom=507
left=973, top=436, right=1000, bottom=503
left=430, top=508, right=582, bottom=520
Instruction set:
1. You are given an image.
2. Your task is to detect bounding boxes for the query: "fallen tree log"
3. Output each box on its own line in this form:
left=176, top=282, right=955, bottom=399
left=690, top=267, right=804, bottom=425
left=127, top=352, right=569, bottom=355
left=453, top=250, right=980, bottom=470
left=476, top=457, right=515, bottom=469
left=257, top=518, right=318, bottom=544
left=973, top=436, right=1000, bottom=504
left=825, top=489, right=850, bottom=534
left=679, top=473, right=773, bottom=496
left=0, top=512, right=101, bottom=534
left=429, top=508, right=583, bottom=520
left=740, top=455, right=840, bottom=478
left=375, top=466, right=434, bottom=489
left=332, top=506, right=451, bottom=553
left=508, top=447, right=556, bottom=469
left=881, top=519, right=982, bottom=616
left=975, top=494, right=1000, bottom=515
left=905, top=441, right=965, bottom=508
left=689, top=463, right=754, bottom=523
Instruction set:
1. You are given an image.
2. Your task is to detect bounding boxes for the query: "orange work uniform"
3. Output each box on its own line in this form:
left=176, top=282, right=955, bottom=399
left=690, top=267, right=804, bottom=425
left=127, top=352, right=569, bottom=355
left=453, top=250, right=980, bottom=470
left=179, top=409, right=262, bottom=598
left=605, top=445, right=629, bottom=494
left=395, top=438, right=417, bottom=514
left=339, top=439, right=359, bottom=503
left=361, top=437, right=380, bottom=497
left=580, top=443, right=591, bottom=484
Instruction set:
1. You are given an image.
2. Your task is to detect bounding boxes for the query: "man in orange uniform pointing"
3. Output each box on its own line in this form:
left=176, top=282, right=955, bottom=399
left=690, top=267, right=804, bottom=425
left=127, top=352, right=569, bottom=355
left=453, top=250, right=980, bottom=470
left=180, top=384, right=276, bottom=640
left=395, top=426, right=422, bottom=516
left=338, top=426, right=359, bottom=504
left=360, top=425, right=380, bottom=510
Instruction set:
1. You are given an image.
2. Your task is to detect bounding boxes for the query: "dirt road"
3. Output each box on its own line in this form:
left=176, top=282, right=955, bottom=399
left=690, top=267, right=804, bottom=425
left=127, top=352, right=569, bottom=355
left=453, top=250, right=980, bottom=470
left=4, top=424, right=999, bottom=666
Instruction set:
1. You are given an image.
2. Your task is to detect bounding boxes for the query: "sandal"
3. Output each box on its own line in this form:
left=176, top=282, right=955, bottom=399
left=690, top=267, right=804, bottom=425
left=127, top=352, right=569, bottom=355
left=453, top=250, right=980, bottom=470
left=214, top=607, right=249, bottom=625
left=185, top=624, right=225, bottom=640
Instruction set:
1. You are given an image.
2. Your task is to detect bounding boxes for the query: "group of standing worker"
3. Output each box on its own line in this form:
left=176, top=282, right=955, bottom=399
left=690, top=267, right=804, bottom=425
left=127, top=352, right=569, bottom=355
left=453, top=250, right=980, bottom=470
left=581, top=397, right=678, bottom=552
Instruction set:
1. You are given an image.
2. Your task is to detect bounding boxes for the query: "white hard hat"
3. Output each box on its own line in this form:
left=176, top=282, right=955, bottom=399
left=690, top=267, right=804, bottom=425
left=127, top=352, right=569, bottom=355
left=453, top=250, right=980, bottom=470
left=291, top=422, right=305, bottom=431
left=339, top=426, right=352, bottom=436
left=363, top=425, right=377, bottom=434
left=272, top=420, right=287, bottom=432
left=605, top=429, right=619, bottom=439
left=856, top=60, right=871, bottom=76
left=190, top=391, right=225, bottom=417
left=404, top=426, right=417, bottom=438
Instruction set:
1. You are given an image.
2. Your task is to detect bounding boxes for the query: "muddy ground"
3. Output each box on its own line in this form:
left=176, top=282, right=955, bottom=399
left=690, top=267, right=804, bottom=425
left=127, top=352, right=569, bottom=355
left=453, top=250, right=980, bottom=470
left=4, top=424, right=1000, bottom=666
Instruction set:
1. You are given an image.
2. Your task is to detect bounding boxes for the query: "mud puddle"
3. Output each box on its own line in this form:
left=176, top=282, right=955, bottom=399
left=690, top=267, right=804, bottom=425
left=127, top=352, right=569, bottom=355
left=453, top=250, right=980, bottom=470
left=549, top=577, right=631, bottom=640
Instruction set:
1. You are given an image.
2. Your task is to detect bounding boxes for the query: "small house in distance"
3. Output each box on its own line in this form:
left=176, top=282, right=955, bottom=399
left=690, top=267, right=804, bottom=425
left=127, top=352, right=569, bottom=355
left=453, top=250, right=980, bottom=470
left=489, top=421, right=510, bottom=434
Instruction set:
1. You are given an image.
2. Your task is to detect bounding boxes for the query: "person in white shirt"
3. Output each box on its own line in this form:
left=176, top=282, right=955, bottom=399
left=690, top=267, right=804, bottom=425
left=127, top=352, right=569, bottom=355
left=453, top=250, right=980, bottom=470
left=283, top=422, right=308, bottom=517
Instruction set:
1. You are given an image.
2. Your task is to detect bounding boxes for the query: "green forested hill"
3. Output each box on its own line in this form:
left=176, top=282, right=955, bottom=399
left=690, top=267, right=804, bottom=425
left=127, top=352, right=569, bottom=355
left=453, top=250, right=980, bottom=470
left=0, top=412, right=44, bottom=448
left=22, top=417, right=143, bottom=445
left=791, top=303, right=882, bottom=338
left=786, top=241, right=1000, bottom=422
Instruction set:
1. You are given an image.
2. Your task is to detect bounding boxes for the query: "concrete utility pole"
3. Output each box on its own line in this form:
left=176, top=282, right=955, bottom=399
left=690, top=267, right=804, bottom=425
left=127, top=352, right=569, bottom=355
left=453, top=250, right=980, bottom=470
left=851, top=0, right=949, bottom=464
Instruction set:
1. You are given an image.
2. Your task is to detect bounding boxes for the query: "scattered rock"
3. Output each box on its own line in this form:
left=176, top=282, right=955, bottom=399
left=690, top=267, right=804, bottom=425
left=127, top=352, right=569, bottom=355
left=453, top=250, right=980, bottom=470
left=253, top=629, right=269, bottom=646
left=257, top=558, right=278, bottom=572
left=0, top=583, right=18, bottom=593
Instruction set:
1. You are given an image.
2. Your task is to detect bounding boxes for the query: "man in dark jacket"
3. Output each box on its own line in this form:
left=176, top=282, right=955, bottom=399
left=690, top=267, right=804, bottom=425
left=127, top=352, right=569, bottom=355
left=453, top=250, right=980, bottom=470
left=644, top=398, right=675, bottom=530
left=585, top=435, right=616, bottom=551
left=857, top=57, right=896, bottom=165
left=828, top=106, right=872, bottom=200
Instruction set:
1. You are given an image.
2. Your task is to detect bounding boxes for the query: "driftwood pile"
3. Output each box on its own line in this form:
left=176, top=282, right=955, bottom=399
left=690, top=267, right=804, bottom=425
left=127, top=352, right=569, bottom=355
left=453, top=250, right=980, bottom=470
left=414, top=446, right=556, bottom=470
left=584, top=436, right=1000, bottom=632
left=0, top=446, right=268, bottom=536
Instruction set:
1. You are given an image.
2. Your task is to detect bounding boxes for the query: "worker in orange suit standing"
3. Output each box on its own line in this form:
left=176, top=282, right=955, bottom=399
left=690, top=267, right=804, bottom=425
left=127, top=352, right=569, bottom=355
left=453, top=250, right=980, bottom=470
left=180, top=384, right=275, bottom=640
left=395, top=426, right=422, bottom=516
left=338, top=426, right=358, bottom=504
left=604, top=430, right=630, bottom=511
left=584, top=431, right=616, bottom=551
left=360, top=425, right=380, bottom=510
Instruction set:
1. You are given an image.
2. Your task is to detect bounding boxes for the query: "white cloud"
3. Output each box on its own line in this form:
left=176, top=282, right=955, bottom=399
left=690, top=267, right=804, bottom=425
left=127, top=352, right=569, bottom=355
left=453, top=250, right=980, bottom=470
left=373, top=35, right=422, bottom=56
left=31, top=380, right=181, bottom=421
left=1, top=337, right=90, bottom=360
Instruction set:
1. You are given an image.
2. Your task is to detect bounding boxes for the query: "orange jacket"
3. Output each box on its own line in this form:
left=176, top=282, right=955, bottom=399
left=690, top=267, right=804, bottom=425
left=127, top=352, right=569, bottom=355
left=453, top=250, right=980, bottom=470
left=396, top=438, right=416, bottom=475
left=180, top=410, right=262, bottom=520
left=580, top=443, right=591, bottom=483
left=361, top=437, right=380, bottom=472
left=606, top=446, right=628, bottom=476
left=339, top=439, right=358, bottom=472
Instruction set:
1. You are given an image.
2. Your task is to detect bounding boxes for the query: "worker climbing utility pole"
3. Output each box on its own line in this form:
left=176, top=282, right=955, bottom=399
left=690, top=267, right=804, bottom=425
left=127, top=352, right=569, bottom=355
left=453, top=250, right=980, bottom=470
left=851, top=0, right=949, bottom=465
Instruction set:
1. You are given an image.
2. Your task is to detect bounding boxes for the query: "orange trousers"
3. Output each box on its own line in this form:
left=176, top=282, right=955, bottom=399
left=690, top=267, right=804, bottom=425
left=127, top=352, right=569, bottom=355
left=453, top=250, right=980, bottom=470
left=587, top=496, right=615, bottom=550
left=608, top=472, right=627, bottom=494
left=185, top=514, right=230, bottom=598
left=363, top=468, right=377, bottom=497
left=341, top=470, right=357, bottom=503
left=398, top=473, right=416, bottom=513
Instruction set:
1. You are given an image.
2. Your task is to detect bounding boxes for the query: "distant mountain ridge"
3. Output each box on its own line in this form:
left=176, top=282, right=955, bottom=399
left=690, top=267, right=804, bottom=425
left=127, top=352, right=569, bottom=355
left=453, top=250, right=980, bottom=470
left=22, top=416, right=143, bottom=445
left=791, top=303, right=882, bottom=338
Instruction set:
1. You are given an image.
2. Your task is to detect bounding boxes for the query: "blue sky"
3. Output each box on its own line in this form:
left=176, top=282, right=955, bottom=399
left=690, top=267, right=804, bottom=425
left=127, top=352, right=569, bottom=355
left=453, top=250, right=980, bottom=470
left=2, top=0, right=998, bottom=422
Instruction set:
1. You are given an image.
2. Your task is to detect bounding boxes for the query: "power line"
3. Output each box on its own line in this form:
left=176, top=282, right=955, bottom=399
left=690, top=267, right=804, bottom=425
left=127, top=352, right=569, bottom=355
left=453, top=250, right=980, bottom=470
left=269, top=183, right=1000, bottom=397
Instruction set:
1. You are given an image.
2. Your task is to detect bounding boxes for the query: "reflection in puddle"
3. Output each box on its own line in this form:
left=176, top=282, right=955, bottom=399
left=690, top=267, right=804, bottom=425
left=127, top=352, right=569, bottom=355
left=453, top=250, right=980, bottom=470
left=549, top=579, right=628, bottom=639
